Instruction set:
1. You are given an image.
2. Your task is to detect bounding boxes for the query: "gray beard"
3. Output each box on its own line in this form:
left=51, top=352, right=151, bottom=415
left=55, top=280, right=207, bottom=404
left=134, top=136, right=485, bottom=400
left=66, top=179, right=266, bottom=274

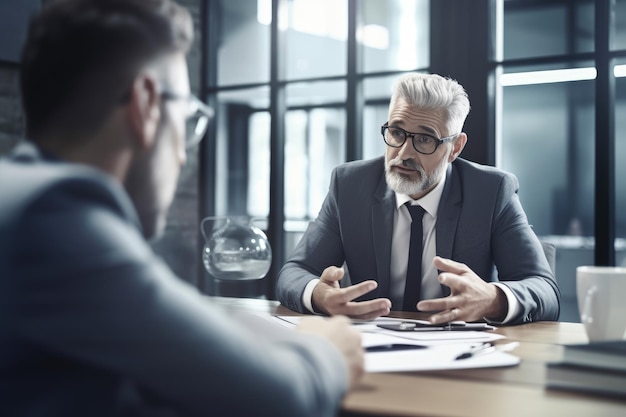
left=385, top=157, right=446, bottom=197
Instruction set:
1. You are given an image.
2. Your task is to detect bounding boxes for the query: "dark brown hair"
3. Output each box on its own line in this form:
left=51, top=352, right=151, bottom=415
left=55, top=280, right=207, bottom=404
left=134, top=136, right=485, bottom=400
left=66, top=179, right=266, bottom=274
left=20, top=0, right=193, bottom=141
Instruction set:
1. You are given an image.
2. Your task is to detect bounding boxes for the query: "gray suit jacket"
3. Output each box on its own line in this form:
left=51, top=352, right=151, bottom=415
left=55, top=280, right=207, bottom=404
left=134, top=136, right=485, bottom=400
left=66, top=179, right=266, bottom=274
left=0, top=143, right=347, bottom=417
left=277, top=156, right=560, bottom=324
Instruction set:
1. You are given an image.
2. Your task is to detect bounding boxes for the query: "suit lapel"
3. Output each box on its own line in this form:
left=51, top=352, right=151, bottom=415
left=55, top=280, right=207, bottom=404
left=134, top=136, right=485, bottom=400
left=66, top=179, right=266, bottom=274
left=372, top=174, right=395, bottom=299
left=436, top=163, right=462, bottom=297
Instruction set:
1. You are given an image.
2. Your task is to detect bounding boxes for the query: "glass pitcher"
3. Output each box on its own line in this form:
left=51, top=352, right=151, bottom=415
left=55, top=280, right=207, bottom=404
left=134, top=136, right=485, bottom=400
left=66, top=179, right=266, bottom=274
left=200, top=216, right=272, bottom=281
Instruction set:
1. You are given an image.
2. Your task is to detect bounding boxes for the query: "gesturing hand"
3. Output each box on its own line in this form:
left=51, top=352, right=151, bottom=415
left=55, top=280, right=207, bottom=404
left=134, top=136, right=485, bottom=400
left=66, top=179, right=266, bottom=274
left=311, top=266, right=391, bottom=320
left=417, top=256, right=507, bottom=324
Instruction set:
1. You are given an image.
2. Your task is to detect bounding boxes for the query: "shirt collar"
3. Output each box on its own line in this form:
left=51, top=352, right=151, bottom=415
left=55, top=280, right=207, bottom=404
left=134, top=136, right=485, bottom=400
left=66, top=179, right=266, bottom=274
left=394, top=168, right=447, bottom=218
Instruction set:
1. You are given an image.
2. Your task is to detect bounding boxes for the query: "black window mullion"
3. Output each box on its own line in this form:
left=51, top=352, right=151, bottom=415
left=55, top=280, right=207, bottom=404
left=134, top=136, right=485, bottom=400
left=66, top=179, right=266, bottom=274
left=346, top=0, right=362, bottom=162
left=199, top=0, right=220, bottom=294
left=267, top=0, right=288, bottom=298
left=594, top=0, right=615, bottom=265
left=430, top=0, right=493, bottom=165
left=565, top=1, right=580, bottom=239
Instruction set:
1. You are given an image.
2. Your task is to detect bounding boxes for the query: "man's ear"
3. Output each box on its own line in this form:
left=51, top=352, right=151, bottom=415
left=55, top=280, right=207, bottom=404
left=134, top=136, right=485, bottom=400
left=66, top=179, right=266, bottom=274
left=126, top=73, right=161, bottom=150
left=448, top=132, right=467, bottom=162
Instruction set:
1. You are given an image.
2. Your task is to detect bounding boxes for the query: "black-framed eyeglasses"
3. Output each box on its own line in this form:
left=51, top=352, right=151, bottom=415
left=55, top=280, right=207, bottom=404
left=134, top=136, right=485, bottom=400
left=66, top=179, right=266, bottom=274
left=162, top=91, right=214, bottom=149
left=381, top=122, right=458, bottom=155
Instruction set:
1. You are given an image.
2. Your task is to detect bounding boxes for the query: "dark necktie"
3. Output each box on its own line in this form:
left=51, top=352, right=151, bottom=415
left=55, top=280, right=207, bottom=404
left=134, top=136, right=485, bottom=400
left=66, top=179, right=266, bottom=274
left=403, top=204, right=426, bottom=312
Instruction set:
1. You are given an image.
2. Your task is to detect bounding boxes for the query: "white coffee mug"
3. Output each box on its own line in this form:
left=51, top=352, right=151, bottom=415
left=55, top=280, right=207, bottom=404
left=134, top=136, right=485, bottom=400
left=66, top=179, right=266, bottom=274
left=576, top=266, right=626, bottom=342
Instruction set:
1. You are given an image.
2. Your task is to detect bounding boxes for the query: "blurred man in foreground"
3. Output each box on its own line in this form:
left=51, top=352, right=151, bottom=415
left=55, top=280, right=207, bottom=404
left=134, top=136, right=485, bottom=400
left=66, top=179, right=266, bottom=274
left=0, top=1, right=363, bottom=416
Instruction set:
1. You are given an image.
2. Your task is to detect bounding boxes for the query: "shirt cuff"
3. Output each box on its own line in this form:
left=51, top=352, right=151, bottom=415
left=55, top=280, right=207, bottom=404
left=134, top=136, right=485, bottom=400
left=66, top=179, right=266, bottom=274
left=485, top=282, right=521, bottom=325
left=302, top=278, right=321, bottom=314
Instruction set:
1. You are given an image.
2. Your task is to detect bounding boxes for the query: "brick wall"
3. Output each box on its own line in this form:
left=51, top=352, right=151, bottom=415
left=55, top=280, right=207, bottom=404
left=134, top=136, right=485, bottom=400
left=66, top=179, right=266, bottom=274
left=0, top=0, right=204, bottom=287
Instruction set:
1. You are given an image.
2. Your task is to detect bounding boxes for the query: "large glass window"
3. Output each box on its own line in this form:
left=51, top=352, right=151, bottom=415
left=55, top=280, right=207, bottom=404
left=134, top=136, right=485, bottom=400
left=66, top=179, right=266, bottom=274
left=360, top=0, right=430, bottom=73
left=214, top=87, right=270, bottom=217
left=362, top=76, right=398, bottom=161
left=206, top=0, right=430, bottom=284
left=284, top=107, right=346, bottom=220
left=204, top=0, right=620, bottom=309
left=502, top=0, right=594, bottom=60
left=285, top=0, right=348, bottom=80
left=247, top=111, right=271, bottom=218
left=499, top=69, right=596, bottom=323
left=500, top=63, right=595, bottom=238
left=614, top=58, right=626, bottom=266
left=612, top=0, right=626, bottom=51
left=217, top=0, right=270, bottom=85
left=205, top=0, right=431, bottom=298
left=362, top=103, right=388, bottom=161
left=283, top=80, right=347, bottom=254
left=496, top=0, right=622, bottom=322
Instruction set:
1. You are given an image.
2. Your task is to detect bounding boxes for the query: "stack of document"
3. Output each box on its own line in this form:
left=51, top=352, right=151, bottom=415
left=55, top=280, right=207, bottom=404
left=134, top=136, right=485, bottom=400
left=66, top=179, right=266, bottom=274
left=546, top=340, right=626, bottom=397
left=274, top=316, right=521, bottom=373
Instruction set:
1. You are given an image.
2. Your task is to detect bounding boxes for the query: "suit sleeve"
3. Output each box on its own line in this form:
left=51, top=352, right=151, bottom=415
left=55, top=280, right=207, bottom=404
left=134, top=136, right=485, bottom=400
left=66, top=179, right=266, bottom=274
left=277, top=167, right=347, bottom=313
left=490, top=173, right=561, bottom=323
left=12, top=180, right=348, bottom=417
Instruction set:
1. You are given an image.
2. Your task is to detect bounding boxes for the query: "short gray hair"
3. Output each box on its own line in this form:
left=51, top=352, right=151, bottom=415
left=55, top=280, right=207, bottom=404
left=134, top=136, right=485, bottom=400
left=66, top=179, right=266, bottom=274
left=389, top=73, right=471, bottom=135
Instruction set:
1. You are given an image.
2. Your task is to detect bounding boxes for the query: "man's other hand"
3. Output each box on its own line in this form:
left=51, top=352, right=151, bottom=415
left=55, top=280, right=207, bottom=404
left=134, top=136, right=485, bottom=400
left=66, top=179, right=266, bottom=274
left=311, top=266, right=391, bottom=320
left=417, top=256, right=507, bottom=324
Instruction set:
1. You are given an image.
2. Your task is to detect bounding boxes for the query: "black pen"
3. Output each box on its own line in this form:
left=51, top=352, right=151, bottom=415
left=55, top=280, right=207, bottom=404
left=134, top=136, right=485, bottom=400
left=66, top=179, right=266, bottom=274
left=455, top=343, right=494, bottom=360
left=365, top=343, right=426, bottom=353
left=455, top=342, right=520, bottom=360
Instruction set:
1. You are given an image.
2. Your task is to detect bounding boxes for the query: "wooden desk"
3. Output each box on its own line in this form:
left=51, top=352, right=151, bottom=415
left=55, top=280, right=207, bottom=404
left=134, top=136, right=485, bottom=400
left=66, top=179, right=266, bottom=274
left=208, top=297, right=626, bottom=417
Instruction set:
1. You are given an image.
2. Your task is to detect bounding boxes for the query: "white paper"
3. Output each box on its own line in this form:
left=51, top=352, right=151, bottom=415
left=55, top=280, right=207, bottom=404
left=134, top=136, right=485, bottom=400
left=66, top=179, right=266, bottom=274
left=361, top=326, right=504, bottom=343
left=272, top=315, right=519, bottom=372
left=274, top=315, right=504, bottom=344
left=365, top=345, right=520, bottom=372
